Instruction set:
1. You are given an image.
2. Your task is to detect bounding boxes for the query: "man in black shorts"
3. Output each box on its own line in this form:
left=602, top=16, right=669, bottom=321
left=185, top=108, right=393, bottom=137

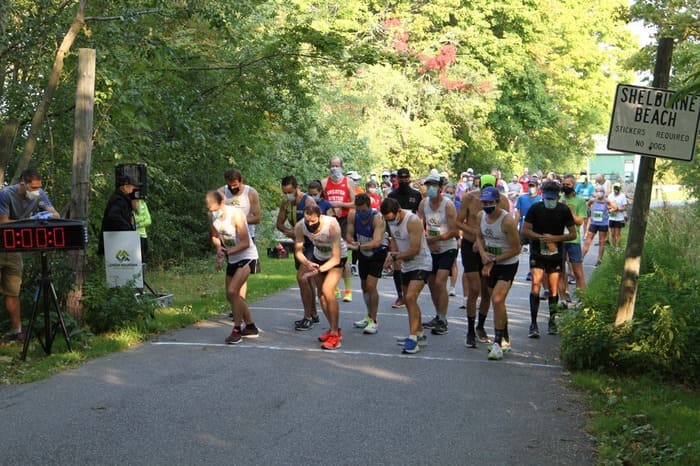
left=521, top=181, right=577, bottom=338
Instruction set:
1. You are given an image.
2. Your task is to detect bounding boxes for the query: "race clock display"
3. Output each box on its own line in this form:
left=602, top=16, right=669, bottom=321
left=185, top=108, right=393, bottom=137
left=0, top=219, right=87, bottom=252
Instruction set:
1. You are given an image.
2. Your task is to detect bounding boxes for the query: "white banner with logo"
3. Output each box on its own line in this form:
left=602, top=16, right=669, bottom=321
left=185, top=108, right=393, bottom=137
left=103, top=231, right=143, bottom=288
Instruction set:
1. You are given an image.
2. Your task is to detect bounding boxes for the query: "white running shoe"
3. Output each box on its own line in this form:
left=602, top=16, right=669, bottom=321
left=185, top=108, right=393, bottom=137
left=363, top=320, right=378, bottom=334
left=488, top=342, right=503, bottom=360
left=353, top=316, right=370, bottom=328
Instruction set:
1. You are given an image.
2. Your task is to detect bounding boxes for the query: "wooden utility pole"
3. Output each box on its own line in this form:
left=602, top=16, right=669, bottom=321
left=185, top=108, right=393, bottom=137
left=615, top=37, right=674, bottom=326
left=66, top=48, right=96, bottom=322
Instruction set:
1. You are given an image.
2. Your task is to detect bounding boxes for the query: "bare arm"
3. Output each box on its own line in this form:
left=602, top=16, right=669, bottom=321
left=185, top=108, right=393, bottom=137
left=247, top=187, right=261, bottom=225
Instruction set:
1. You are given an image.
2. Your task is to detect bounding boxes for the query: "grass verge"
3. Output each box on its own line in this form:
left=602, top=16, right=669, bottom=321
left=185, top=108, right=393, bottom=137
left=571, top=371, right=700, bottom=465
left=0, top=254, right=297, bottom=385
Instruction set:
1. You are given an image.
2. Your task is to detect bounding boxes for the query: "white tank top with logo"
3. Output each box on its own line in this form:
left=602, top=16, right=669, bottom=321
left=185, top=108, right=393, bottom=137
left=220, top=184, right=255, bottom=238
left=302, top=215, right=348, bottom=262
left=212, top=205, right=258, bottom=264
left=480, top=209, right=518, bottom=265
left=388, top=212, right=432, bottom=273
left=423, top=197, right=458, bottom=254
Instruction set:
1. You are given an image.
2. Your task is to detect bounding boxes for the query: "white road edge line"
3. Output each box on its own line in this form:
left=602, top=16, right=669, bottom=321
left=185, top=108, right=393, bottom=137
left=150, top=341, right=561, bottom=369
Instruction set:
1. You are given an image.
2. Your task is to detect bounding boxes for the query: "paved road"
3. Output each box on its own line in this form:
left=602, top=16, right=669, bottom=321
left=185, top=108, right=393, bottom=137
left=0, top=249, right=597, bottom=465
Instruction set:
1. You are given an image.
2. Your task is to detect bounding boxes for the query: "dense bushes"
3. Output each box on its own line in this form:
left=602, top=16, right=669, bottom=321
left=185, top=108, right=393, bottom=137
left=561, top=205, right=700, bottom=382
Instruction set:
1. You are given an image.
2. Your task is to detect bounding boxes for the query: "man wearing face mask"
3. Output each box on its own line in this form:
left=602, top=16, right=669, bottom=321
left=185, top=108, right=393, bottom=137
left=607, top=183, right=628, bottom=252
left=387, top=168, right=422, bottom=308
left=322, top=157, right=356, bottom=302
left=219, top=168, right=261, bottom=242
left=276, top=176, right=319, bottom=330
left=365, top=180, right=382, bottom=209
left=559, top=174, right=588, bottom=303
left=294, top=205, right=347, bottom=350
left=475, top=187, right=521, bottom=360
left=521, top=181, right=577, bottom=338
left=418, top=173, right=459, bottom=336
left=0, top=168, right=60, bottom=343
left=457, top=174, right=510, bottom=347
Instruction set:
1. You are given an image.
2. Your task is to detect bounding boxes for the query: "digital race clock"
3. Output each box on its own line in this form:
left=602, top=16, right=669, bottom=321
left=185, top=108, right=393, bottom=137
left=0, top=219, right=87, bottom=252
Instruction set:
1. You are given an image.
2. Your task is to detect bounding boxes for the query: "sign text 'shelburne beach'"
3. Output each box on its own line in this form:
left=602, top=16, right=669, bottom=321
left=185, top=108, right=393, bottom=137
left=608, top=84, right=700, bottom=161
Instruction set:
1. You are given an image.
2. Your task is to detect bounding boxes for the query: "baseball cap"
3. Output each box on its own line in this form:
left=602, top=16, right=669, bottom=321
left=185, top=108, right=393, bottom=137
left=382, top=170, right=390, bottom=177
left=541, top=180, right=560, bottom=199
left=397, top=168, right=410, bottom=178
left=480, top=174, right=496, bottom=187
left=466, top=168, right=474, bottom=174
left=424, top=173, right=441, bottom=185
left=117, top=174, right=137, bottom=187
left=480, top=187, right=500, bottom=202
left=613, top=183, right=621, bottom=189
left=346, top=170, right=361, bottom=181
left=528, top=179, right=538, bottom=186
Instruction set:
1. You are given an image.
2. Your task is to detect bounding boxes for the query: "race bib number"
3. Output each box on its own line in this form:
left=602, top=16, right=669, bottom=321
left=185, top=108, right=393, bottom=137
left=592, top=211, right=604, bottom=222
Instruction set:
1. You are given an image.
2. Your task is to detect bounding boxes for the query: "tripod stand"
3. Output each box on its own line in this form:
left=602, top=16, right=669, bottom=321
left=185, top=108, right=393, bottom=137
left=21, top=252, right=73, bottom=361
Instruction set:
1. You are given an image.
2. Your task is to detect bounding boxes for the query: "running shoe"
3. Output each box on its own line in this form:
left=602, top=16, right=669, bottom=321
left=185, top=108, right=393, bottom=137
left=353, top=316, right=370, bottom=328
left=465, top=331, right=477, bottom=348
left=334, top=287, right=341, bottom=298
left=343, top=290, right=353, bottom=302
left=391, top=298, right=405, bottom=308
left=548, top=317, right=558, bottom=335
left=241, top=324, right=259, bottom=339
left=295, top=318, right=315, bottom=331
left=351, top=264, right=358, bottom=276
left=431, top=319, right=448, bottom=335
left=396, top=335, right=428, bottom=347
left=321, top=333, right=342, bottom=350
left=475, top=326, right=490, bottom=343
left=488, top=342, right=503, bottom=360
left=225, top=328, right=242, bottom=345
left=363, top=320, right=378, bottom=334
left=448, top=287, right=456, bottom=297
left=402, top=337, right=420, bottom=354
left=422, top=315, right=441, bottom=329
left=501, top=339, right=512, bottom=353
left=318, top=328, right=343, bottom=342
left=311, top=314, right=320, bottom=324
left=528, top=323, right=540, bottom=339
left=526, top=272, right=532, bottom=281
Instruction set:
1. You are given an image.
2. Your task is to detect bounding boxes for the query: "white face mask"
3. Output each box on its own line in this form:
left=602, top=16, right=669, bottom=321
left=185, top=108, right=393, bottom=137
left=25, top=189, right=41, bottom=201
left=329, top=167, right=343, bottom=181
left=368, top=187, right=377, bottom=194
left=596, top=191, right=604, bottom=199
left=286, top=193, right=296, bottom=202
left=311, top=194, right=321, bottom=202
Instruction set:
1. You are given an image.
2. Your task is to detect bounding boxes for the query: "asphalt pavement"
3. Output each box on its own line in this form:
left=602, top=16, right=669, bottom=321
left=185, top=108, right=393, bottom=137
left=0, top=247, right=599, bottom=465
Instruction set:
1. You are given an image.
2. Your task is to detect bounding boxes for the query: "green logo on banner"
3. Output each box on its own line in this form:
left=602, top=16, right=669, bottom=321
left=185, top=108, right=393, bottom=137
left=115, top=250, right=130, bottom=262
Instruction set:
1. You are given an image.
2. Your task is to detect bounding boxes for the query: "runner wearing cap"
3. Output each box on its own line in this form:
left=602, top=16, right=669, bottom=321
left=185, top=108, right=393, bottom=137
left=521, top=181, right=577, bottom=338
left=456, top=174, right=510, bottom=347
left=475, top=187, right=521, bottom=360
left=607, top=183, right=627, bottom=252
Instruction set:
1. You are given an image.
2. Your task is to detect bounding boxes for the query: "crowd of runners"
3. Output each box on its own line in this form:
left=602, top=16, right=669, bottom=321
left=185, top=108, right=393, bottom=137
left=207, top=159, right=630, bottom=359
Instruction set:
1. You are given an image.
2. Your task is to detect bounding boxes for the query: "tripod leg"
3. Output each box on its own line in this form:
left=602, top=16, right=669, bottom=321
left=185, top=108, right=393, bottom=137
left=48, top=280, right=73, bottom=353
left=21, top=286, right=45, bottom=360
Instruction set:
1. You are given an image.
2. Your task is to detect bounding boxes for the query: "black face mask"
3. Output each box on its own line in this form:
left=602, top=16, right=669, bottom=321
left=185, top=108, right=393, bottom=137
left=562, top=186, right=574, bottom=195
left=482, top=206, right=496, bottom=215
left=397, top=181, right=410, bottom=192
left=305, top=221, right=321, bottom=233
left=228, top=185, right=240, bottom=196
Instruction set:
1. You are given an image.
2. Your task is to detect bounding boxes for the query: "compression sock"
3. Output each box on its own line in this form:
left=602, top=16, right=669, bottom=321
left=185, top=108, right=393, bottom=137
left=494, top=329, right=504, bottom=346
left=467, top=317, right=476, bottom=334
left=477, top=312, right=487, bottom=330
left=393, top=271, right=402, bottom=297
left=548, top=295, right=559, bottom=314
left=530, top=293, right=540, bottom=324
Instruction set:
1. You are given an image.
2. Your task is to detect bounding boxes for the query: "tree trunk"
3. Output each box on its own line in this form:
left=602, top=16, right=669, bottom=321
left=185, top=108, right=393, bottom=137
left=65, top=48, right=95, bottom=323
left=12, top=0, right=88, bottom=183
left=0, top=120, right=19, bottom=186
left=615, top=37, right=674, bottom=325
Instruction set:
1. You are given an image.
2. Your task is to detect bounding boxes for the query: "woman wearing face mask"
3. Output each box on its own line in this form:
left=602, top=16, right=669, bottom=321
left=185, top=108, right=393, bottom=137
left=207, top=190, right=260, bottom=345
left=582, top=188, right=615, bottom=266
left=365, top=180, right=382, bottom=209
left=307, top=180, right=336, bottom=217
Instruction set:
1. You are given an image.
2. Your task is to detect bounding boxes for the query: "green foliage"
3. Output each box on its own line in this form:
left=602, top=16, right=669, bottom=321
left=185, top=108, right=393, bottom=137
left=561, top=206, right=700, bottom=382
left=571, top=372, right=700, bottom=465
left=82, top=276, right=158, bottom=333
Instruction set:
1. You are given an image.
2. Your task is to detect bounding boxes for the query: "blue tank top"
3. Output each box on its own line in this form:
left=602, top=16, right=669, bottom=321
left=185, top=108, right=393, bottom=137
left=590, top=200, right=609, bottom=226
left=354, top=210, right=389, bottom=256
